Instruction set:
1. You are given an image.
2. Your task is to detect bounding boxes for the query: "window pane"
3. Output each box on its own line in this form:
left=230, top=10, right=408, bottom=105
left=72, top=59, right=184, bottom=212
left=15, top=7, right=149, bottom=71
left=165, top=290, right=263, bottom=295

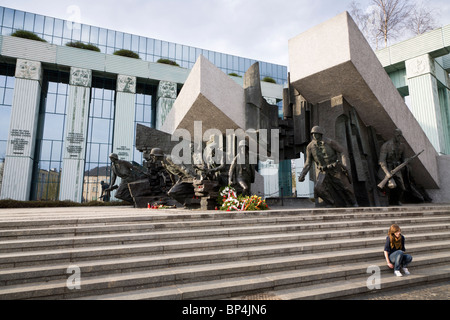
left=13, top=10, right=24, bottom=30
left=154, top=40, right=161, bottom=57
left=107, top=29, right=115, bottom=47
left=90, top=26, right=99, bottom=44
left=115, top=31, right=124, bottom=49
left=123, top=33, right=131, bottom=50
left=146, top=38, right=154, bottom=54
left=24, top=12, right=34, bottom=31
left=161, top=41, right=168, bottom=58
left=0, top=106, right=11, bottom=141
left=139, top=36, right=146, bottom=53
left=53, top=18, right=63, bottom=38
left=44, top=16, right=54, bottom=35
left=81, top=24, right=90, bottom=42
left=168, top=42, right=175, bottom=59
left=98, top=28, right=107, bottom=46
left=131, top=34, right=139, bottom=51
left=0, top=7, right=4, bottom=26
left=33, top=14, right=44, bottom=34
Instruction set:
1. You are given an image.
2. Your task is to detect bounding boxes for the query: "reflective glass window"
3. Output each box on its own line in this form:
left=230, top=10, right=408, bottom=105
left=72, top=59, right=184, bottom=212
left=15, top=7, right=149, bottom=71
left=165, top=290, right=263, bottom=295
left=90, top=26, right=99, bottom=44
left=33, top=14, right=44, bottom=34
left=81, top=24, right=90, bottom=42
left=13, top=10, right=24, bottom=30
left=168, top=42, right=175, bottom=59
left=146, top=38, right=154, bottom=55
left=123, top=33, right=131, bottom=50
left=139, top=36, right=146, bottom=53
left=107, top=29, right=115, bottom=47
left=44, top=16, right=54, bottom=35
left=131, top=34, right=139, bottom=52
left=0, top=7, right=4, bottom=26
left=161, top=41, right=169, bottom=58
left=154, top=40, right=161, bottom=56
left=115, top=31, right=124, bottom=49
left=98, top=28, right=107, bottom=46
left=63, top=21, right=72, bottom=39
left=2, top=8, right=13, bottom=29
left=31, top=70, right=69, bottom=201
left=53, top=18, right=63, bottom=38
left=24, top=12, right=34, bottom=31
left=0, top=67, right=14, bottom=164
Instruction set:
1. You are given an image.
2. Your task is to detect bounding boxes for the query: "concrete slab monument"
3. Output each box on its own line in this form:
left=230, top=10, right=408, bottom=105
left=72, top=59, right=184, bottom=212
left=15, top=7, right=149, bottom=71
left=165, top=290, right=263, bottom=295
left=288, top=11, right=439, bottom=189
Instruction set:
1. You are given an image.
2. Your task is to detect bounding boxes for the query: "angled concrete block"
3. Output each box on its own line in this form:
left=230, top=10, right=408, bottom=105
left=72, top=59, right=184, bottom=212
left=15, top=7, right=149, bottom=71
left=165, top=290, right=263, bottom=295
left=288, top=11, right=439, bottom=188
left=161, top=55, right=245, bottom=136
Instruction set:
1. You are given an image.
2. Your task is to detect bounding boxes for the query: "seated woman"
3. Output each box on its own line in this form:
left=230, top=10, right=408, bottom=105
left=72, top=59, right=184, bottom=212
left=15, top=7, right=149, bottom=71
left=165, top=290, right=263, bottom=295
left=384, top=224, right=413, bottom=277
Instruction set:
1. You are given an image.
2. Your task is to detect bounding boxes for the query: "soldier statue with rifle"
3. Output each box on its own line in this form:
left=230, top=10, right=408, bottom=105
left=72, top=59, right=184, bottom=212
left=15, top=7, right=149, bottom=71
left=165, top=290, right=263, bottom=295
left=378, top=128, right=425, bottom=205
left=298, top=126, right=358, bottom=207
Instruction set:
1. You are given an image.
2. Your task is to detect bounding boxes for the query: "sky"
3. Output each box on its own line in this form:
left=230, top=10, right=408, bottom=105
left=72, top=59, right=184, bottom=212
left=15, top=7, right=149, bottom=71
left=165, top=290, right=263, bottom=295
left=0, top=0, right=449, bottom=66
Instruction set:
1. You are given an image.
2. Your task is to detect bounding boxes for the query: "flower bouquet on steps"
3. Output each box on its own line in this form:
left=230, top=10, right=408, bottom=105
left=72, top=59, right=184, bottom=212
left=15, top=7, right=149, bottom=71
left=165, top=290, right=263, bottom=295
left=217, top=186, right=269, bottom=211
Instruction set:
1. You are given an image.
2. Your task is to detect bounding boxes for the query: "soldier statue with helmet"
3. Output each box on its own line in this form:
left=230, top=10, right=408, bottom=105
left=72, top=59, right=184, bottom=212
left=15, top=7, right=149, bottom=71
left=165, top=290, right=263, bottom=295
left=229, top=139, right=256, bottom=197
left=105, top=153, right=143, bottom=203
left=298, top=126, right=358, bottom=207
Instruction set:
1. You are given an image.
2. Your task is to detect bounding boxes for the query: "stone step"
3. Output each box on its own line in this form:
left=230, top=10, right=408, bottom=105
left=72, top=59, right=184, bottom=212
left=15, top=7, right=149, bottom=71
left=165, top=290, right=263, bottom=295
left=1, top=219, right=449, bottom=253
left=1, top=236, right=449, bottom=286
left=1, top=249, right=448, bottom=300
left=1, top=227, right=450, bottom=268
left=80, top=253, right=450, bottom=300
left=0, top=205, right=448, bottom=300
left=1, top=206, right=448, bottom=230
left=269, top=264, right=450, bottom=300
left=2, top=214, right=449, bottom=240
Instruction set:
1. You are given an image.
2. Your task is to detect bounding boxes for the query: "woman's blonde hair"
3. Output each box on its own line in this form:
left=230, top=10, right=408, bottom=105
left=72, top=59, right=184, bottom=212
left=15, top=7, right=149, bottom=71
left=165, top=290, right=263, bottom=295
left=388, top=224, right=401, bottom=244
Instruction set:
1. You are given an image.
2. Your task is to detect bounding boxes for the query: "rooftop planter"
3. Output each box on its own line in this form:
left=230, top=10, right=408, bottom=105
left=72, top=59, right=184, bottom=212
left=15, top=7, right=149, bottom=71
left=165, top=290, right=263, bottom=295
left=157, top=58, right=180, bottom=67
left=11, top=30, right=47, bottom=42
left=113, top=49, right=140, bottom=59
left=262, top=76, right=276, bottom=84
left=66, top=41, right=101, bottom=52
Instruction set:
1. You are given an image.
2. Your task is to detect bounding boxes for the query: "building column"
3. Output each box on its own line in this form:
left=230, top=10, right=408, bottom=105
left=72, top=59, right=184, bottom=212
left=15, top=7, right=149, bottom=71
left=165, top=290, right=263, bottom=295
left=0, top=59, right=43, bottom=200
left=112, top=75, right=137, bottom=161
left=59, top=68, right=92, bottom=202
left=406, top=54, right=445, bottom=153
left=155, top=81, right=177, bottom=130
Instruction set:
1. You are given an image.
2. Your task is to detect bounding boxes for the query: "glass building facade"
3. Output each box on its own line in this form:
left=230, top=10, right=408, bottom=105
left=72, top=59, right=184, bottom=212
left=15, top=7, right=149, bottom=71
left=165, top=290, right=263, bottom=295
left=0, top=6, right=287, bottom=83
left=0, top=6, right=287, bottom=202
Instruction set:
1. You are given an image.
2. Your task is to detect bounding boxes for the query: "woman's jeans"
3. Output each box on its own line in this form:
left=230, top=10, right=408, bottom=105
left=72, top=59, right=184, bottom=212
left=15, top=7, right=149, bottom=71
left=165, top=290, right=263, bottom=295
left=389, top=250, right=413, bottom=271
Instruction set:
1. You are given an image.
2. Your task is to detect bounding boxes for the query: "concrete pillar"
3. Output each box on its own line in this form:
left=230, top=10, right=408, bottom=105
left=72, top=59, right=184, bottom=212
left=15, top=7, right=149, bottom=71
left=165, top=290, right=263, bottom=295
left=0, top=59, right=43, bottom=200
left=155, top=81, right=177, bottom=130
left=59, top=67, right=92, bottom=202
left=113, top=75, right=137, bottom=161
left=406, top=54, right=445, bottom=153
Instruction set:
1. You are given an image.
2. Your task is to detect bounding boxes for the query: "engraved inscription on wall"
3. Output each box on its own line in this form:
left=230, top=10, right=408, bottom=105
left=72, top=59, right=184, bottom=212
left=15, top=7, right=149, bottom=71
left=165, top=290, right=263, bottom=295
left=66, top=132, right=84, bottom=158
left=116, top=145, right=131, bottom=160
left=10, top=129, right=31, bottom=155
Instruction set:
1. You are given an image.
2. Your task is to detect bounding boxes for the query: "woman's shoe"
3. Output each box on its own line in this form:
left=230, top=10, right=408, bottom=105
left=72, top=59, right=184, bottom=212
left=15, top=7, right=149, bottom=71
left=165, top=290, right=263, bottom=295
left=402, top=268, right=410, bottom=275
left=394, top=270, right=403, bottom=277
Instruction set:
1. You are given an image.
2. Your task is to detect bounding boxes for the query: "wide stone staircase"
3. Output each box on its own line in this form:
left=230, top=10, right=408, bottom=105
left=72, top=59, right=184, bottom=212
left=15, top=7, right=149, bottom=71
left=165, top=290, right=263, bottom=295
left=0, top=204, right=449, bottom=300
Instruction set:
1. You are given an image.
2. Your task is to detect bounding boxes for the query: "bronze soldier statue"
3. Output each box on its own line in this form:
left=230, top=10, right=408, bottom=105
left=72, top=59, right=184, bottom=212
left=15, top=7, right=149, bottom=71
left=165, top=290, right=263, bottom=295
left=378, top=128, right=423, bottom=205
left=228, top=140, right=256, bottom=197
left=148, top=147, right=197, bottom=208
left=298, top=126, right=358, bottom=207
left=105, top=153, right=142, bottom=203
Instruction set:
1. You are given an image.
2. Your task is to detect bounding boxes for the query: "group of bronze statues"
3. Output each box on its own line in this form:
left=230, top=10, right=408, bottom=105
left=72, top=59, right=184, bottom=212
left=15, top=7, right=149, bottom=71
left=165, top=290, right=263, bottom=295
left=101, top=126, right=429, bottom=209
left=102, top=139, right=256, bottom=210
left=298, top=126, right=429, bottom=207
